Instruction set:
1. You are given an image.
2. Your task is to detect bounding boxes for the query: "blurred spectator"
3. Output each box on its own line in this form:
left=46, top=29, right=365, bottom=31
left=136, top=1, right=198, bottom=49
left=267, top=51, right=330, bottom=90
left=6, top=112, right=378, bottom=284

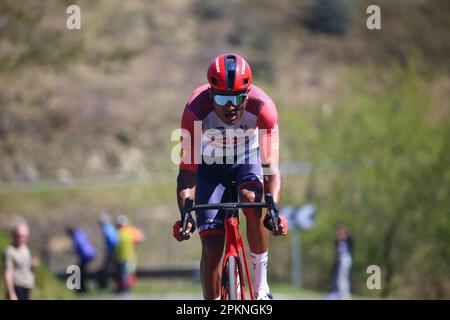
left=97, top=213, right=119, bottom=289
left=114, top=215, right=144, bottom=294
left=326, top=224, right=353, bottom=300
left=66, top=227, right=97, bottom=293
left=3, top=223, right=39, bottom=300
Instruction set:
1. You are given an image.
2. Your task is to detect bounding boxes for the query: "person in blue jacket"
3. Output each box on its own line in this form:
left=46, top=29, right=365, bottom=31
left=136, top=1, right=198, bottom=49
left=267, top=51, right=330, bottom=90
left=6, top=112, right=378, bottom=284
left=66, top=226, right=97, bottom=292
left=98, top=213, right=119, bottom=288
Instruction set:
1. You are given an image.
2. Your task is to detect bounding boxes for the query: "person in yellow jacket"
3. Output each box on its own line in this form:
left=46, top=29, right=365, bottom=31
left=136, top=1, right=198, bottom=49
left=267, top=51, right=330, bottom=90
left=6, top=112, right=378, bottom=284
left=114, top=215, right=144, bottom=293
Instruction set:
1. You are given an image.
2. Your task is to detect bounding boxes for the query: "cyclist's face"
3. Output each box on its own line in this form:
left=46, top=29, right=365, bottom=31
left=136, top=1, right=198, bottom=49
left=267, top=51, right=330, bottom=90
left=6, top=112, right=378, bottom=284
left=210, top=89, right=248, bottom=125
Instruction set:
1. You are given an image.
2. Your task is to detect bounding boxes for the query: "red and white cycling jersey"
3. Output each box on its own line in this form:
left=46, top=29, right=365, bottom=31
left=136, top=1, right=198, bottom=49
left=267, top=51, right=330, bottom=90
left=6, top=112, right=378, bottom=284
left=179, top=84, right=279, bottom=172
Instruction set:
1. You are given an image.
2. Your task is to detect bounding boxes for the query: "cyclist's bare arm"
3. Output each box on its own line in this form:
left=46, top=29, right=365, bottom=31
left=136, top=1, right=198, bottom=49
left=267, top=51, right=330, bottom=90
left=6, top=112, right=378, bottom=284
left=259, top=128, right=282, bottom=203
left=259, top=128, right=287, bottom=235
left=175, top=169, right=197, bottom=241
left=177, top=169, right=196, bottom=211
left=263, top=164, right=281, bottom=204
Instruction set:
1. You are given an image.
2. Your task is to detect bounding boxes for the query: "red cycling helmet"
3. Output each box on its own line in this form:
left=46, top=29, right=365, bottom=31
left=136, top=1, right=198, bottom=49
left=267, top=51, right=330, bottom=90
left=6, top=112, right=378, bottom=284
left=207, top=53, right=252, bottom=93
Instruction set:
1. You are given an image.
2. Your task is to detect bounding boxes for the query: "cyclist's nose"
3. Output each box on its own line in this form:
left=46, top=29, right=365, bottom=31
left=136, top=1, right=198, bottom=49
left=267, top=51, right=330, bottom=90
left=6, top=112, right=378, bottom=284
left=225, top=102, right=236, bottom=111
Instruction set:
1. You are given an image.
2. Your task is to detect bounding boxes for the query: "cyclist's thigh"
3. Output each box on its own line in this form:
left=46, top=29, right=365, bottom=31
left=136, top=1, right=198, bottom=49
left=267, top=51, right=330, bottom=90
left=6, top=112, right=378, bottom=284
left=235, top=163, right=263, bottom=193
left=195, top=165, right=229, bottom=236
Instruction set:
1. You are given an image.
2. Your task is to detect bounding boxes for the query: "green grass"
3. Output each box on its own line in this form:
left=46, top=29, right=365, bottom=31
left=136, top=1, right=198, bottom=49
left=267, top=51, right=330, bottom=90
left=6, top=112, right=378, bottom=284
left=270, top=283, right=324, bottom=299
left=80, top=279, right=203, bottom=299
left=0, top=177, right=177, bottom=222
left=133, top=279, right=203, bottom=296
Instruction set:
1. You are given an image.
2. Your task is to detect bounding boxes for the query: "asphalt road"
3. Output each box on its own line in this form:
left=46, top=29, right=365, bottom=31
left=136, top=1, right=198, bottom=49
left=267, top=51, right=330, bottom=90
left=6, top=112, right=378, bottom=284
left=84, top=293, right=322, bottom=300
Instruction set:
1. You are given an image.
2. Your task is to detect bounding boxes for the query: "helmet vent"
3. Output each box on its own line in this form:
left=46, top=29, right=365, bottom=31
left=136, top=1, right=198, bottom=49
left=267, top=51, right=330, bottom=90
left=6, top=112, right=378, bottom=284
left=225, top=55, right=237, bottom=90
left=227, top=70, right=235, bottom=90
left=243, top=78, right=249, bottom=85
left=210, top=76, right=218, bottom=85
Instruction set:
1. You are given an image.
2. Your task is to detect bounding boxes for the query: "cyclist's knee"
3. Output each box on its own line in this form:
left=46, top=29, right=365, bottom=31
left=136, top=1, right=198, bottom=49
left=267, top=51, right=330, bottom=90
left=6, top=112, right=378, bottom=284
left=240, top=186, right=264, bottom=221
left=239, top=186, right=262, bottom=203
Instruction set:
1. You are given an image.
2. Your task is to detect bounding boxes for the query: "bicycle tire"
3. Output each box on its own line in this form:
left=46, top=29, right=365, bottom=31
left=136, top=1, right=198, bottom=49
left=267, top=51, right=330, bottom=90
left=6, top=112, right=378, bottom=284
left=227, top=256, right=245, bottom=300
left=228, top=256, right=237, bottom=300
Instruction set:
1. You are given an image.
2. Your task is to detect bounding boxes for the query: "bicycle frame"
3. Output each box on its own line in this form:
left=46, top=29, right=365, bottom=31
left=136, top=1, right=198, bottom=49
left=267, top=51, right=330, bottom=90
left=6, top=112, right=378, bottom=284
left=181, top=186, right=279, bottom=300
left=221, top=207, right=254, bottom=300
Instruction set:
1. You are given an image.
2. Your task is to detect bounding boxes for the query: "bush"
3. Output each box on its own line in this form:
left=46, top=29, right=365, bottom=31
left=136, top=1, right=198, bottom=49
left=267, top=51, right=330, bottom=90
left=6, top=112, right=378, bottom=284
left=301, top=63, right=450, bottom=298
left=193, top=0, right=224, bottom=20
left=306, top=0, right=356, bottom=35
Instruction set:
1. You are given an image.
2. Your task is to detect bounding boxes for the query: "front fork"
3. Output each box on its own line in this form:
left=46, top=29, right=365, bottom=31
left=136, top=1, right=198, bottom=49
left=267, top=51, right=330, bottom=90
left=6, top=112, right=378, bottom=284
left=221, top=213, right=254, bottom=300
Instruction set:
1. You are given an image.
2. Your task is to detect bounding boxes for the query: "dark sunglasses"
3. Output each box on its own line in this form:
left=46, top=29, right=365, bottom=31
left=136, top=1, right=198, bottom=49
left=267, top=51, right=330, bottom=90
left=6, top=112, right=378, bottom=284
left=212, top=93, right=247, bottom=107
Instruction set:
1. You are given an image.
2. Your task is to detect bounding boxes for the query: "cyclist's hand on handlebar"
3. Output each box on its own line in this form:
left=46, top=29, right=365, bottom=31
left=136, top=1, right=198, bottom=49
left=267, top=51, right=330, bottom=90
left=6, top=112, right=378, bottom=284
left=264, top=214, right=289, bottom=236
left=274, top=215, right=288, bottom=236
left=172, top=218, right=196, bottom=242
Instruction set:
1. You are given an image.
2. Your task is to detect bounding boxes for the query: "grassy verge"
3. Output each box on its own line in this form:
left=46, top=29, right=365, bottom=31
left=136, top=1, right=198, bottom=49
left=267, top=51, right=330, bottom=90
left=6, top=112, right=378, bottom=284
left=270, top=283, right=324, bottom=299
left=82, top=278, right=324, bottom=300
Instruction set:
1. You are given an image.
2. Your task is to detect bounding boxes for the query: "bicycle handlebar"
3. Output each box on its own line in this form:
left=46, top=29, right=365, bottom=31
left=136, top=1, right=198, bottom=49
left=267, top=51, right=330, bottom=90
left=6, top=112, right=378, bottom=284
left=190, top=202, right=268, bottom=211
left=181, top=193, right=280, bottom=235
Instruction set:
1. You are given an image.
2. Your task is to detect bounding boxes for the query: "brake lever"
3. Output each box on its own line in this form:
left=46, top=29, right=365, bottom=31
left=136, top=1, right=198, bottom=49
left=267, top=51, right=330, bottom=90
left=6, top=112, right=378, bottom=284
left=182, top=197, right=194, bottom=236
left=264, top=193, right=279, bottom=233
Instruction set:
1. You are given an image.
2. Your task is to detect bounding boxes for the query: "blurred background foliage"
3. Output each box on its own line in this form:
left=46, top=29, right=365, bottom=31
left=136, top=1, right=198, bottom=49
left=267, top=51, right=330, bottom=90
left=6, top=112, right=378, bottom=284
left=0, top=0, right=449, bottom=298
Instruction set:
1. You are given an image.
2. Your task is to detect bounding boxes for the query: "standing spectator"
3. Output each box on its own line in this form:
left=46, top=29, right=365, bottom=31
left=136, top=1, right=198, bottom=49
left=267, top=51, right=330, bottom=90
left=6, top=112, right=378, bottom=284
left=98, top=213, right=119, bottom=289
left=114, top=215, right=144, bottom=294
left=3, top=223, right=39, bottom=300
left=66, top=227, right=97, bottom=293
left=327, top=224, right=353, bottom=300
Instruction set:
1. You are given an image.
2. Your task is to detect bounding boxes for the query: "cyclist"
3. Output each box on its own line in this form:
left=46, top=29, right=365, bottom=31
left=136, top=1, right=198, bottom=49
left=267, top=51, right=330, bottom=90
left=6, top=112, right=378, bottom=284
left=173, top=53, right=288, bottom=300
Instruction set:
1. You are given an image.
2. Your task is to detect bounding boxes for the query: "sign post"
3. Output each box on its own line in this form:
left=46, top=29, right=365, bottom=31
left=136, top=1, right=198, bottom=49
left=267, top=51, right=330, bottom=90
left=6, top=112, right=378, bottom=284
left=281, top=204, right=316, bottom=289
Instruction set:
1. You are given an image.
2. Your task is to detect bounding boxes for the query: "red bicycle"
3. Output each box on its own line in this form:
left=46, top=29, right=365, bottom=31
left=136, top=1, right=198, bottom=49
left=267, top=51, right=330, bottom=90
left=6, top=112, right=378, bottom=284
left=181, top=182, right=280, bottom=300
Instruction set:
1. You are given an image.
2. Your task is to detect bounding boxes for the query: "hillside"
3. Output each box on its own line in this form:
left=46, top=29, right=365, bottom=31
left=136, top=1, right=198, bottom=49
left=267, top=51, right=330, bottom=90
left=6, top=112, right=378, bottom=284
left=0, top=0, right=449, bottom=299
left=1, top=0, right=449, bottom=182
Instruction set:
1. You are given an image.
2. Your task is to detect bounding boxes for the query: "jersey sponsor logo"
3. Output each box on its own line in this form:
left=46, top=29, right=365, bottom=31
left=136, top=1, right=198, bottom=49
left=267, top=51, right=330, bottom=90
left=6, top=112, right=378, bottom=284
left=173, top=122, right=266, bottom=166
left=206, top=125, right=250, bottom=137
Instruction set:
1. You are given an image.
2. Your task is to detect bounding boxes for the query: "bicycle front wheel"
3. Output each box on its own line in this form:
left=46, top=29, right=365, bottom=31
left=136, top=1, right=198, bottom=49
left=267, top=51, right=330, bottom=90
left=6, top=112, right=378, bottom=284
left=224, top=255, right=244, bottom=300
left=228, top=256, right=237, bottom=300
